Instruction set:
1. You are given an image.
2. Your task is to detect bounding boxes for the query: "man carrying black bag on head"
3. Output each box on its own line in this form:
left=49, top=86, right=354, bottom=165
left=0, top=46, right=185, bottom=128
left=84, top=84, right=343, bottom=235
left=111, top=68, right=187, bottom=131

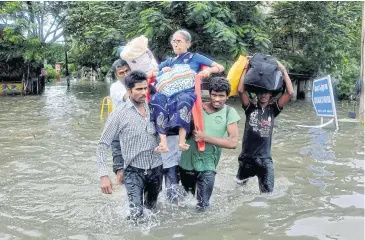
left=236, top=54, right=294, bottom=193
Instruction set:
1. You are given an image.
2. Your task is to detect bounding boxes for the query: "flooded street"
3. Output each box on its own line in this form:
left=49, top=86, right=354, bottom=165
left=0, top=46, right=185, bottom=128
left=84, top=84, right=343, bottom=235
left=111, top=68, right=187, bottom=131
left=0, top=80, right=364, bottom=240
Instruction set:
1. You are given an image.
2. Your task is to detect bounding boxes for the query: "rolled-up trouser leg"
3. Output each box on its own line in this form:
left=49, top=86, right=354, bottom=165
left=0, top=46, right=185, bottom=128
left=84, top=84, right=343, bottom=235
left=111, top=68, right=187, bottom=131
left=163, top=165, right=180, bottom=202
left=124, top=167, right=145, bottom=218
left=111, top=138, right=124, bottom=174
left=196, top=171, right=216, bottom=210
left=144, top=165, right=163, bottom=210
left=179, top=166, right=198, bottom=195
left=257, top=158, right=274, bottom=193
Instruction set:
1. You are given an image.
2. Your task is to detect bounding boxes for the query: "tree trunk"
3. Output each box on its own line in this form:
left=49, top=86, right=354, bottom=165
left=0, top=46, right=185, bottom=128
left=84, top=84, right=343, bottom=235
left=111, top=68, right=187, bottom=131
left=359, top=2, right=365, bottom=125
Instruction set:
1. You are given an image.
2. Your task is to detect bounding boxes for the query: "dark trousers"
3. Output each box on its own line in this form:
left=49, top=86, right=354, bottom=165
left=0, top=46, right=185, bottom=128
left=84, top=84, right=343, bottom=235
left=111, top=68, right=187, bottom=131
left=179, top=167, right=216, bottom=210
left=111, top=138, right=124, bottom=174
left=162, top=166, right=180, bottom=202
left=124, top=165, right=163, bottom=218
left=236, top=156, right=274, bottom=193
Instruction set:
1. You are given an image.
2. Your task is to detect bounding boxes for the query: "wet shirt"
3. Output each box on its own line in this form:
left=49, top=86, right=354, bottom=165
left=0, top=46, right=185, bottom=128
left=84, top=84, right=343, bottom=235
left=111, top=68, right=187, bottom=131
left=179, top=105, right=241, bottom=172
left=241, top=100, right=282, bottom=159
left=96, top=99, right=162, bottom=177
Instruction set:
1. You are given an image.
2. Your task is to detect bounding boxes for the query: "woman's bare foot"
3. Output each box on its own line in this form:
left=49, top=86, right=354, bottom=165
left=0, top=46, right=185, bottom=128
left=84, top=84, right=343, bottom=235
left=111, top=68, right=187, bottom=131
left=155, top=142, right=169, bottom=153
left=178, top=128, right=189, bottom=151
left=179, top=143, right=190, bottom=151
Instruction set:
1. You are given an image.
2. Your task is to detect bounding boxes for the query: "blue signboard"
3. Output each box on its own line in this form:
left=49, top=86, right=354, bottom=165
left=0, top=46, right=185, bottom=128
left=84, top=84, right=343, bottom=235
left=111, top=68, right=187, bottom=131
left=312, top=76, right=336, bottom=117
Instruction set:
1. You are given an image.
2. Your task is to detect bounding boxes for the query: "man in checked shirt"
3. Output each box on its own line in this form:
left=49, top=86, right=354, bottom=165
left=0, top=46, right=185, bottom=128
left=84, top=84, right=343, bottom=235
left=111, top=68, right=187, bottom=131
left=96, top=70, right=163, bottom=219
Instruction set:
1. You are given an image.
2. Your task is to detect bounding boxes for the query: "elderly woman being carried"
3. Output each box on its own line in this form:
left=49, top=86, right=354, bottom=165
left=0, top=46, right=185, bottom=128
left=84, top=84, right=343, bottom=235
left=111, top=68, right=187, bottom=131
left=149, top=29, right=224, bottom=152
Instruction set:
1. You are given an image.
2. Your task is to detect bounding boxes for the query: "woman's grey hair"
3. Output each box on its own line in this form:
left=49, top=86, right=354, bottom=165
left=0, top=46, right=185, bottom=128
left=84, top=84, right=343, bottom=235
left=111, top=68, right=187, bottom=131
left=173, top=29, right=192, bottom=42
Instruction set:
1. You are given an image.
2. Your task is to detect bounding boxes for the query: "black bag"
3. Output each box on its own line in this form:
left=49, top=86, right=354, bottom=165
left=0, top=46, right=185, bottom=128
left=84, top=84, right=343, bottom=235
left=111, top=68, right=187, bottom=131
left=244, top=53, right=284, bottom=94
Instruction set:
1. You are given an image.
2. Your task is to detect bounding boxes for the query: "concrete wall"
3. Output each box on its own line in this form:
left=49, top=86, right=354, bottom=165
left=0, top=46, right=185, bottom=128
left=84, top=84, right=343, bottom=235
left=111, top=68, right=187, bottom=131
left=292, top=81, right=298, bottom=100
left=292, top=79, right=313, bottom=101
left=304, top=79, right=313, bottom=101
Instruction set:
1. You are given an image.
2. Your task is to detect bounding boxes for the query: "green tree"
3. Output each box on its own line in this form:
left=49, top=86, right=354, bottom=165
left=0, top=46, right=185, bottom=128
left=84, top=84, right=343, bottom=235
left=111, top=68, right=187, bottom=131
left=0, top=1, right=67, bottom=67
left=267, top=1, right=362, bottom=98
left=132, top=2, right=270, bottom=59
left=1, top=1, right=66, bottom=44
left=65, top=1, right=271, bottom=72
left=64, top=2, right=126, bottom=74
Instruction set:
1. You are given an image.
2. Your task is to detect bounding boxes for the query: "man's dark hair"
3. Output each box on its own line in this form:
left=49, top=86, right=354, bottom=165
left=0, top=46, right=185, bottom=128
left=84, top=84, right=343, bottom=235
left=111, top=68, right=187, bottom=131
left=208, top=76, right=231, bottom=96
left=111, top=59, right=129, bottom=73
left=125, top=70, right=147, bottom=89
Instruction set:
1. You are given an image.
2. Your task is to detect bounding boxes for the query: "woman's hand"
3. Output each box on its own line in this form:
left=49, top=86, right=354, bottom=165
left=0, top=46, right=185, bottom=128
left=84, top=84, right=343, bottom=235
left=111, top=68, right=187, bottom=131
left=162, top=67, right=172, bottom=73
left=198, top=68, right=211, bottom=78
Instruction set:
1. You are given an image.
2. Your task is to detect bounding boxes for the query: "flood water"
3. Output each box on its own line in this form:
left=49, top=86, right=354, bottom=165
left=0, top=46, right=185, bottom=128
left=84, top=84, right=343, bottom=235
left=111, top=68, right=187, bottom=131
left=0, top=80, right=364, bottom=240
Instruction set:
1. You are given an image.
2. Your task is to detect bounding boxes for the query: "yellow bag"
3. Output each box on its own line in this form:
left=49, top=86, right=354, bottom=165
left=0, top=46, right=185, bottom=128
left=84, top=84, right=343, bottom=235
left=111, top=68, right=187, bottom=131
left=227, top=56, right=249, bottom=96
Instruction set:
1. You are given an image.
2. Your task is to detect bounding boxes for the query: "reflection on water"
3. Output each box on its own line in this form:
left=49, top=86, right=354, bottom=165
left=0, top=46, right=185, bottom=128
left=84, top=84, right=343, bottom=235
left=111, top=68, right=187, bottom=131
left=326, top=192, right=365, bottom=209
left=0, top=80, right=363, bottom=239
left=286, top=216, right=364, bottom=240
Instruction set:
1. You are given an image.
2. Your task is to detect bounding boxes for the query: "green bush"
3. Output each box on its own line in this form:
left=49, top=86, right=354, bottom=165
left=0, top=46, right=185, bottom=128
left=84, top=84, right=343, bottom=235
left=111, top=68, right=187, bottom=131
left=45, top=64, right=58, bottom=81
left=332, top=58, right=360, bottom=100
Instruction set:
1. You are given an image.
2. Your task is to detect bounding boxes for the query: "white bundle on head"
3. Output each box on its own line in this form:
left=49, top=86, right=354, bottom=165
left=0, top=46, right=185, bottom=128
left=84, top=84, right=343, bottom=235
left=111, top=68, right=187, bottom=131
left=120, top=35, right=157, bottom=73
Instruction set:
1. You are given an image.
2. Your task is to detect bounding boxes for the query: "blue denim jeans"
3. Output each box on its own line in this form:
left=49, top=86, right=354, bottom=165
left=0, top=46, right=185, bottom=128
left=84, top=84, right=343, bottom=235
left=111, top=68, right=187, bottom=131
left=162, top=165, right=180, bottom=202
left=179, top=167, right=216, bottom=210
left=124, top=165, right=163, bottom=219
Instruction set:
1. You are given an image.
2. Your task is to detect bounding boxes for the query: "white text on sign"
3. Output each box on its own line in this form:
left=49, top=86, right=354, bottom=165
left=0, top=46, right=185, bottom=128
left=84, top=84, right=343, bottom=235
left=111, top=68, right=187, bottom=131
left=314, top=84, right=329, bottom=92
left=313, top=96, right=331, bottom=104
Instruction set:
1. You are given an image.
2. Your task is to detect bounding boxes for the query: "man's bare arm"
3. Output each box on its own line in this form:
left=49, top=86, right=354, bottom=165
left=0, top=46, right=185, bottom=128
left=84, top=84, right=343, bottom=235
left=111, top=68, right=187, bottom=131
left=194, top=122, right=239, bottom=149
left=277, top=63, right=294, bottom=108
left=237, top=69, right=250, bottom=107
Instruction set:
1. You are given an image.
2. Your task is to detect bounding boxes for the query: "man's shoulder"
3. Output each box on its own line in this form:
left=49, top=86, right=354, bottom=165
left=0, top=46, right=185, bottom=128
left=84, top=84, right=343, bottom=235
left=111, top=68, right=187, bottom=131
left=111, top=80, right=125, bottom=88
left=267, top=100, right=280, bottom=110
left=225, top=104, right=236, bottom=113
left=226, top=104, right=240, bottom=115
left=110, top=80, right=118, bottom=87
left=225, top=104, right=241, bottom=122
left=110, top=81, right=118, bottom=90
left=113, top=103, right=131, bottom=116
left=243, top=100, right=258, bottom=112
